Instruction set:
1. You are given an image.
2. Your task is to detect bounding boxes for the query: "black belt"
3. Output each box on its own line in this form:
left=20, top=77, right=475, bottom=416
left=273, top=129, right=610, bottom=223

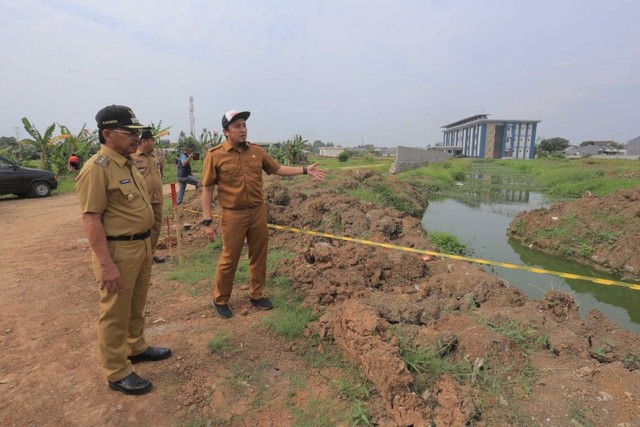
left=227, top=203, right=263, bottom=211
left=106, top=230, right=150, bottom=241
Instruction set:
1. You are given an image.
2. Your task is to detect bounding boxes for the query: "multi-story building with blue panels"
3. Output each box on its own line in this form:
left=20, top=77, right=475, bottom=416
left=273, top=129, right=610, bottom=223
left=441, top=114, right=541, bottom=159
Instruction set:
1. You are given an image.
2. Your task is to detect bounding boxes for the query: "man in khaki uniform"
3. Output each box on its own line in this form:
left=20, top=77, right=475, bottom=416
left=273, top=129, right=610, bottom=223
left=201, top=110, right=326, bottom=318
left=76, top=105, right=171, bottom=395
left=132, top=129, right=165, bottom=263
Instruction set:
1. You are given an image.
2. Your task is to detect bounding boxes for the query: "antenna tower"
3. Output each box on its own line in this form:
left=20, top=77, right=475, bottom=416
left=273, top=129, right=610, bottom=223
left=189, top=96, right=195, bottom=137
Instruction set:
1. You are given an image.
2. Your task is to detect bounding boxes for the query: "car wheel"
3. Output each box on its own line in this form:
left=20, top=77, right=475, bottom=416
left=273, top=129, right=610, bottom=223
left=30, top=181, right=52, bottom=197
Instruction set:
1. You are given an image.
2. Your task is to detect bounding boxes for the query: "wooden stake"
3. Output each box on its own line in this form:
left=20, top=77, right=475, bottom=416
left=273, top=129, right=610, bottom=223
left=170, top=183, right=184, bottom=264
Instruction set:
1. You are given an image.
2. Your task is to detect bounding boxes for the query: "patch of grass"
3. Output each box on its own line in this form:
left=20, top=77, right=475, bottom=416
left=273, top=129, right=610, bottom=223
left=427, top=230, right=469, bottom=256
left=206, top=330, right=235, bottom=354
left=261, top=275, right=316, bottom=339
left=308, top=155, right=393, bottom=171
left=289, top=397, right=349, bottom=427
left=225, top=362, right=271, bottom=407
left=333, top=378, right=372, bottom=426
left=623, top=354, right=640, bottom=371
left=347, top=183, right=423, bottom=217
left=568, top=402, right=595, bottom=427
left=56, top=175, right=76, bottom=193
left=486, top=320, right=549, bottom=352
left=347, top=187, right=384, bottom=205
left=374, top=182, right=422, bottom=217
left=349, top=401, right=371, bottom=426
left=286, top=371, right=307, bottom=399
left=396, top=334, right=472, bottom=387
left=165, top=244, right=218, bottom=293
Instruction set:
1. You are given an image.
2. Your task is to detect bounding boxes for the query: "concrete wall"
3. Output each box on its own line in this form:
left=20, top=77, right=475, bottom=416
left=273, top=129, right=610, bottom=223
left=627, top=137, right=640, bottom=156
left=390, top=146, right=452, bottom=173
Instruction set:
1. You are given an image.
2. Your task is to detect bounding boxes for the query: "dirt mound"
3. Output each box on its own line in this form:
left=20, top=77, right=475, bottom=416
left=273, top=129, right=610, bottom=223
left=508, top=187, right=640, bottom=280
left=166, top=172, right=640, bottom=425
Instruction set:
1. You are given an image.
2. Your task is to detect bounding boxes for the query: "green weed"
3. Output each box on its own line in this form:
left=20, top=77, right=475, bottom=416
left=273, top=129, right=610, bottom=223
left=206, top=331, right=235, bottom=354
left=56, top=175, right=76, bottom=193
left=261, top=275, right=316, bottom=339
left=568, top=402, right=595, bottom=427
left=427, top=231, right=469, bottom=256
left=486, top=320, right=549, bottom=352
left=289, top=398, right=348, bottom=427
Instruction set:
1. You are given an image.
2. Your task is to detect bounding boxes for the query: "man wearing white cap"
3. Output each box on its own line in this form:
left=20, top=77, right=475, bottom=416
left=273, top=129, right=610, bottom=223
left=201, top=110, right=326, bottom=318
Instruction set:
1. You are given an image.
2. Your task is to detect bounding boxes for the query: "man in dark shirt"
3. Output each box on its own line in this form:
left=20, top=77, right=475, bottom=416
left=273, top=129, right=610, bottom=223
left=176, top=146, right=200, bottom=205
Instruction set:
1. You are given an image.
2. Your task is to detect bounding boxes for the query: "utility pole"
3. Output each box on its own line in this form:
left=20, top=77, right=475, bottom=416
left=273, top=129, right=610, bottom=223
left=189, top=96, right=195, bottom=138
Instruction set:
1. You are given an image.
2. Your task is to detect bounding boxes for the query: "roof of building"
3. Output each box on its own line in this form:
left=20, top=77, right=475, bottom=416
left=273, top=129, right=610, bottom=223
left=442, top=114, right=489, bottom=129
left=442, top=114, right=541, bottom=130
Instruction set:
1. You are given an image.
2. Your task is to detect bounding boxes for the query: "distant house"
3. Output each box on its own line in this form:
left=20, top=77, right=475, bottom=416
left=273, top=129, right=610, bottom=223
left=627, top=136, right=640, bottom=156
left=318, top=147, right=345, bottom=157
left=565, top=145, right=600, bottom=157
left=377, top=147, right=396, bottom=157
left=590, top=140, right=616, bottom=148
left=253, top=141, right=278, bottom=151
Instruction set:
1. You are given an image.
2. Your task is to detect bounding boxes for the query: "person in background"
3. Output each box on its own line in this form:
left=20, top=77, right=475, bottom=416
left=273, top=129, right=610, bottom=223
left=201, top=110, right=326, bottom=318
left=76, top=105, right=171, bottom=396
left=68, top=153, right=80, bottom=173
left=132, top=129, right=165, bottom=263
left=176, top=146, right=200, bottom=205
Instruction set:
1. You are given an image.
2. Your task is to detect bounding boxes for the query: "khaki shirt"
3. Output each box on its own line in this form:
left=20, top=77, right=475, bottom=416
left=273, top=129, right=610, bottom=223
left=76, top=145, right=154, bottom=236
left=131, top=150, right=163, bottom=203
left=202, top=140, right=280, bottom=209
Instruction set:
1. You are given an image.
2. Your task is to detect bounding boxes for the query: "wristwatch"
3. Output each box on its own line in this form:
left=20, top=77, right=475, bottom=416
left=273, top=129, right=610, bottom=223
left=202, top=218, right=213, bottom=226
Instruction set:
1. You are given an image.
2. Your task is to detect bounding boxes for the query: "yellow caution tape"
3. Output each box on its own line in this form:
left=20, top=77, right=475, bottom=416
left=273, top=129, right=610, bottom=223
left=173, top=207, right=640, bottom=291
left=268, top=224, right=640, bottom=292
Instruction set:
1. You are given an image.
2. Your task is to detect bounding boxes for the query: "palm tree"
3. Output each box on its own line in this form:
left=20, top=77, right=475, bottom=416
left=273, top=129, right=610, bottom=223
left=21, top=118, right=57, bottom=170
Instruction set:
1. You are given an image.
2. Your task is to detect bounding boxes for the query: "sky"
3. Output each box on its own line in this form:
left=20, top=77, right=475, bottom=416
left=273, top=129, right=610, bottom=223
left=1, top=0, right=639, bottom=147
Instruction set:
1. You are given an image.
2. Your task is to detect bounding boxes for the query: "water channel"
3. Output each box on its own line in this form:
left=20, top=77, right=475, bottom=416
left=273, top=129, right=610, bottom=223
left=420, top=165, right=640, bottom=334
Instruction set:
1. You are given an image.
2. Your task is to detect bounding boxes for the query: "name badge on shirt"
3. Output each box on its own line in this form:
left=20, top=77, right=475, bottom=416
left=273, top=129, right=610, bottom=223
left=120, top=179, right=131, bottom=184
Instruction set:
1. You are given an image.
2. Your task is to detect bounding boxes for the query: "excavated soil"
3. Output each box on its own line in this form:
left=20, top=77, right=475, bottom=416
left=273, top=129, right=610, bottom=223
left=508, top=187, right=640, bottom=281
left=1, top=171, right=639, bottom=426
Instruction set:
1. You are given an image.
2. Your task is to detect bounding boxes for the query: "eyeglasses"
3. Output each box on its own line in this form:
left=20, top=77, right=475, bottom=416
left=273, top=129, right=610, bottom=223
left=111, top=129, right=141, bottom=138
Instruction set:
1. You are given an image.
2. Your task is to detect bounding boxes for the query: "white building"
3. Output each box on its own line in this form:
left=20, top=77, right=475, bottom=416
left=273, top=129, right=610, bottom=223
left=318, top=147, right=345, bottom=157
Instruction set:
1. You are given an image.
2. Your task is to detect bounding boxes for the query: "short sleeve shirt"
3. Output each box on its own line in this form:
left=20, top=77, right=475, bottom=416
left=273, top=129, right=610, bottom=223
left=131, top=150, right=164, bottom=203
left=201, top=140, right=280, bottom=209
left=76, top=145, right=154, bottom=236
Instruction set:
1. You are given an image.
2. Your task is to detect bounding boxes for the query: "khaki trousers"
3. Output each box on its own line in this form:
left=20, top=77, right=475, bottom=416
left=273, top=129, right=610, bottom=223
left=92, top=239, right=152, bottom=382
left=151, top=202, right=163, bottom=251
left=213, top=203, right=268, bottom=305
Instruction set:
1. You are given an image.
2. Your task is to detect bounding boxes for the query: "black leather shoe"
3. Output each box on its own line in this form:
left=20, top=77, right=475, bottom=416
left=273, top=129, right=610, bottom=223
left=212, top=301, right=233, bottom=318
left=108, top=372, right=152, bottom=395
left=250, top=297, right=273, bottom=310
left=153, top=256, right=166, bottom=263
left=128, top=347, right=172, bottom=364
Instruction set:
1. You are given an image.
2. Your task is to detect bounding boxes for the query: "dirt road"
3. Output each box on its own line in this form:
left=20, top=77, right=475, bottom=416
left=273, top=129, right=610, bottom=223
left=0, top=193, right=346, bottom=426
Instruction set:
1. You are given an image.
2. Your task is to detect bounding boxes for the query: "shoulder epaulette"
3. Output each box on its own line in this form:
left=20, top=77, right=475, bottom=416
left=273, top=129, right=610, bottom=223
left=95, top=155, right=110, bottom=168
left=208, top=145, right=223, bottom=153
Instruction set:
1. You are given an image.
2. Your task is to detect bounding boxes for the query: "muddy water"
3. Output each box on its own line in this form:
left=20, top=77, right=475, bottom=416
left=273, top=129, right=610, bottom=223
left=421, top=183, right=640, bottom=334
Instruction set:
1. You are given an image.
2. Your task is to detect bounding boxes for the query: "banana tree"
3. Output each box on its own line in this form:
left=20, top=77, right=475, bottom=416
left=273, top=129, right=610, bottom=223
left=21, top=118, right=57, bottom=170
left=49, top=124, right=99, bottom=175
left=281, top=134, right=308, bottom=165
left=195, top=128, right=224, bottom=157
